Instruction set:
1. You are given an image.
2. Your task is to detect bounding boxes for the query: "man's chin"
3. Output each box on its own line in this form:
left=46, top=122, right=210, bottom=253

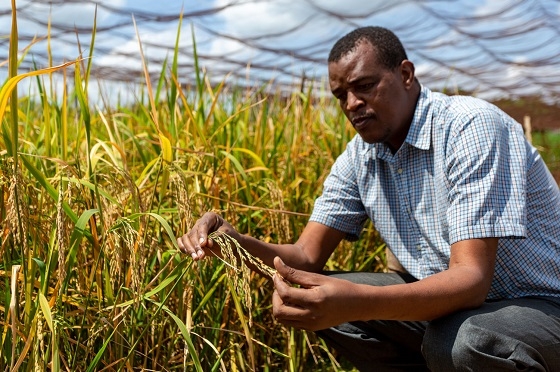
left=357, top=132, right=383, bottom=144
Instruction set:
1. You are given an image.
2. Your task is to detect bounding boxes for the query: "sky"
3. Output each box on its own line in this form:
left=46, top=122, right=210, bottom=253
left=1, top=0, right=559, bottom=105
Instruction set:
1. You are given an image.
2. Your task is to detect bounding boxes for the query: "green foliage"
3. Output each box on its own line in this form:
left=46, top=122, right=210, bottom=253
left=4, top=1, right=557, bottom=371
left=0, top=2, right=378, bottom=370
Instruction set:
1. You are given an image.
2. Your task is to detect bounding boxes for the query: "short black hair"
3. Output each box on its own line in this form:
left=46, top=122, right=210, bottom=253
left=328, top=26, right=408, bottom=70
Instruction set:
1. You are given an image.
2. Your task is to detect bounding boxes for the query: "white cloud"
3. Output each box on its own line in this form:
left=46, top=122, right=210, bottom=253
left=213, top=0, right=310, bottom=38
left=2, top=0, right=559, bottom=104
left=211, top=0, right=410, bottom=39
left=471, top=0, right=511, bottom=17
left=1, top=0, right=125, bottom=31
left=1, top=0, right=129, bottom=65
left=312, top=0, right=409, bottom=16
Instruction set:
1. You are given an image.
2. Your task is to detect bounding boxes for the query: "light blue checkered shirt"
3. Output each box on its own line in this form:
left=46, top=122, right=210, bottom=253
left=310, top=85, right=560, bottom=300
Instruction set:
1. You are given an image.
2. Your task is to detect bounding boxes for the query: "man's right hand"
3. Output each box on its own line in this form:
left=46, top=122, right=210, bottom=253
left=177, top=212, right=239, bottom=261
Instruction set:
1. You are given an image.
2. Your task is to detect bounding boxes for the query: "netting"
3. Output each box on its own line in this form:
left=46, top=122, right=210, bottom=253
left=1, top=0, right=559, bottom=101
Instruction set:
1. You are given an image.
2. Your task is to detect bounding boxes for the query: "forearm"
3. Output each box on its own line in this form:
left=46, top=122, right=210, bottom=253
left=179, top=213, right=341, bottom=274
left=272, top=238, right=497, bottom=330
left=351, top=265, right=492, bottom=321
left=228, top=221, right=345, bottom=274
left=234, top=234, right=313, bottom=273
left=347, top=238, right=498, bottom=321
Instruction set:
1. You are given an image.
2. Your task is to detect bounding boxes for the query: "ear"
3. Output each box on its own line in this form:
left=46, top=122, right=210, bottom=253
left=400, top=60, right=416, bottom=89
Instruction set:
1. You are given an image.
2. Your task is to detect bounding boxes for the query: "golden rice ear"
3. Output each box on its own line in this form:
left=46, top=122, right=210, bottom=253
left=208, top=231, right=277, bottom=327
left=208, top=231, right=276, bottom=279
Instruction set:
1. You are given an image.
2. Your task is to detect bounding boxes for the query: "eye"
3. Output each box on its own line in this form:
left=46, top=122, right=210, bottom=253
left=356, top=82, right=375, bottom=91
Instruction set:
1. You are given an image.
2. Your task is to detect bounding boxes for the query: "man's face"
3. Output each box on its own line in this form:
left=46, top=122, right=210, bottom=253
left=328, top=41, right=415, bottom=150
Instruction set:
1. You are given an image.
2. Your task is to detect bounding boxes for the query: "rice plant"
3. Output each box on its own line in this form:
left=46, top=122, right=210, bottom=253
left=4, top=1, right=557, bottom=371
left=0, top=2, right=383, bottom=371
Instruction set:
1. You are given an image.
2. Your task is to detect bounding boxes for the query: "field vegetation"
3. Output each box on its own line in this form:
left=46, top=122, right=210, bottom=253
left=0, top=5, right=384, bottom=370
left=1, top=3, right=559, bottom=371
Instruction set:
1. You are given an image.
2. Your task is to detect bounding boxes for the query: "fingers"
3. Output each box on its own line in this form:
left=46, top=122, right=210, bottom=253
left=273, top=256, right=320, bottom=289
left=272, top=289, right=314, bottom=330
left=273, top=269, right=317, bottom=308
left=272, top=273, right=317, bottom=330
left=272, top=256, right=321, bottom=315
left=177, top=212, right=220, bottom=260
left=177, top=232, right=205, bottom=260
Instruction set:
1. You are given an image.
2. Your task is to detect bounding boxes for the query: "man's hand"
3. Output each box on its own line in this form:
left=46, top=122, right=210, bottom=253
left=177, top=212, right=239, bottom=260
left=272, top=256, right=361, bottom=331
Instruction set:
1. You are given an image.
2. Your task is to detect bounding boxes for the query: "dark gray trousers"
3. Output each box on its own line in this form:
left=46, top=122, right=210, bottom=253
left=316, top=272, right=560, bottom=372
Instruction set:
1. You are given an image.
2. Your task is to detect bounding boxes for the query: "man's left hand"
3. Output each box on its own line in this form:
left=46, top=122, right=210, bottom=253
left=272, top=256, right=359, bottom=331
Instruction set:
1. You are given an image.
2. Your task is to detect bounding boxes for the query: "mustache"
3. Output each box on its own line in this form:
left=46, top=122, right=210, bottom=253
left=351, top=113, right=374, bottom=125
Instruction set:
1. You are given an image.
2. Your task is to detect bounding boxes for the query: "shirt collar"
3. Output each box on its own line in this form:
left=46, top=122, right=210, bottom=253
left=361, top=85, right=434, bottom=158
left=404, top=84, right=433, bottom=151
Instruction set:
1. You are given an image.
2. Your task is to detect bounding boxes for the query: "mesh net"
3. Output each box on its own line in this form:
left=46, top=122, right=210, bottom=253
left=1, top=0, right=559, bottom=102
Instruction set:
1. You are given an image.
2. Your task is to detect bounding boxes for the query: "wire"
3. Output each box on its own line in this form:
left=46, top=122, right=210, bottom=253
left=1, top=0, right=559, bottom=101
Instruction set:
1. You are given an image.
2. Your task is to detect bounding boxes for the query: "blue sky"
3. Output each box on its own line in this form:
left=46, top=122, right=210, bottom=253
left=1, top=0, right=559, bottom=104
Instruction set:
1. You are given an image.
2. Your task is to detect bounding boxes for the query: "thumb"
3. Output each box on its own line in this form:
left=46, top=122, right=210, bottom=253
left=273, top=256, right=319, bottom=289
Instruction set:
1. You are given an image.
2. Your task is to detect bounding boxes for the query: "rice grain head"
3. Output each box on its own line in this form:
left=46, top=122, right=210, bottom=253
left=170, top=165, right=193, bottom=232
left=34, top=314, right=45, bottom=372
left=208, top=231, right=276, bottom=326
left=56, top=178, right=70, bottom=288
left=265, top=180, right=291, bottom=244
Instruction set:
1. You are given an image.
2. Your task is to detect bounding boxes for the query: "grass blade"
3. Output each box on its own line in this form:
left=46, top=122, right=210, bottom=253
left=39, top=292, right=60, bottom=371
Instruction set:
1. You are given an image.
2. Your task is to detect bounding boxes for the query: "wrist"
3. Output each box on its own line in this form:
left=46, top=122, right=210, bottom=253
left=348, top=283, right=379, bottom=322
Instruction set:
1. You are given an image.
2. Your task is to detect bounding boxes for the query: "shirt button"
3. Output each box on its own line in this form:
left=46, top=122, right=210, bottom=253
left=397, top=168, right=403, bottom=174
left=416, top=244, right=422, bottom=251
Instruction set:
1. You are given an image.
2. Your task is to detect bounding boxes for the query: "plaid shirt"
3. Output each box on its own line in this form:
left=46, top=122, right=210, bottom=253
left=310, top=85, right=560, bottom=299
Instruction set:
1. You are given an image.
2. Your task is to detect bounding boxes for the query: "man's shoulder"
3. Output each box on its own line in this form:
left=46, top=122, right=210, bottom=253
left=426, top=88, right=479, bottom=108
left=429, top=89, right=504, bottom=120
left=424, top=90, right=522, bottom=141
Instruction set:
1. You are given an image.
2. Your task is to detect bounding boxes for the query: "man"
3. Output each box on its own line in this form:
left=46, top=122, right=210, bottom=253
left=178, top=27, right=560, bottom=371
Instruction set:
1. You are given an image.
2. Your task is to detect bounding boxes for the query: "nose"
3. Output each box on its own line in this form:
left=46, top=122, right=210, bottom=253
left=346, top=91, right=364, bottom=111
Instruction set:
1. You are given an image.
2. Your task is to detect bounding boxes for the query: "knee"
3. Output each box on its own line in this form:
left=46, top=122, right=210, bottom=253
left=422, top=316, right=492, bottom=371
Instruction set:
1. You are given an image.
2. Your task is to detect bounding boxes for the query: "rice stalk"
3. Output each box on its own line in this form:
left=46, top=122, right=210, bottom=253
left=265, top=179, right=291, bottom=244
left=34, top=314, right=45, bottom=372
left=9, top=264, right=21, bottom=370
left=108, top=217, right=138, bottom=290
left=170, top=164, right=194, bottom=233
left=56, top=175, right=70, bottom=290
left=5, top=160, right=25, bottom=251
left=130, top=221, right=147, bottom=300
left=208, top=231, right=276, bottom=328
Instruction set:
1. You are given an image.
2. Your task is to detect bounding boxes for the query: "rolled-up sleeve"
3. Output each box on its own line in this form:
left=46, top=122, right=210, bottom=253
left=310, top=143, right=368, bottom=241
left=445, top=107, right=527, bottom=244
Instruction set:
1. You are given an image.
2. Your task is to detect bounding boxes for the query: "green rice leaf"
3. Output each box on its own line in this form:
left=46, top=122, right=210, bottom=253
left=85, top=327, right=117, bottom=372
left=39, top=292, right=60, bottom=371
left=31, top=257, right=46, bottom=292
left=150, top=299, right=203, bottom=372
left=127, top=212, right=179, bottom=250
left=63, top=209, right=99, bottom=291
left=20, top=154, right=79, bottom=223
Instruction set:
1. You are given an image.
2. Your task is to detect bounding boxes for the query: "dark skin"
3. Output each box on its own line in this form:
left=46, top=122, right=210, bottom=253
left=178, top=40, right=498, bottom=331
left=329, top=40, right=417, bottom=150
